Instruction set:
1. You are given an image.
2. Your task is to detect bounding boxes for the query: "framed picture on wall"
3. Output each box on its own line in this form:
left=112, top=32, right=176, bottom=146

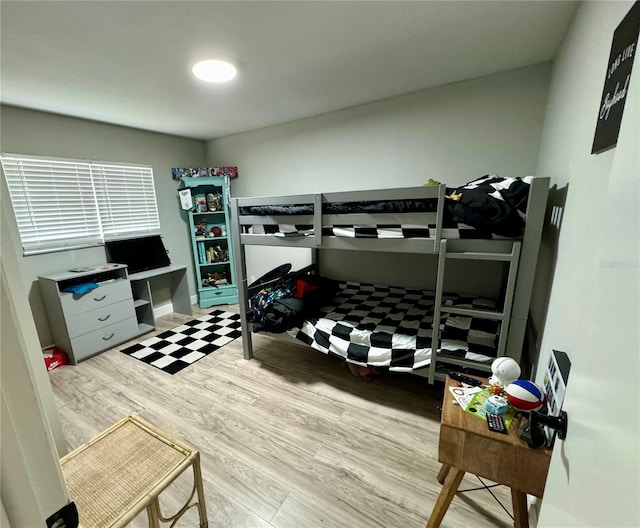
left=591, top=1, right=639, bottom=154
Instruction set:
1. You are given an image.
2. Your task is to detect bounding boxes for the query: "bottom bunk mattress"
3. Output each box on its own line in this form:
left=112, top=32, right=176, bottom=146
left=286, top=281, right=500, bottom=372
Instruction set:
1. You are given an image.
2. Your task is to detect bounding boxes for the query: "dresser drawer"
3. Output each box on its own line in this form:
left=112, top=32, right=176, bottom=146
left=59, top=279, right=132, bottom=317
left=70, top=318, right=139, bottom=362
left=65, top=298, right=136, bottom=338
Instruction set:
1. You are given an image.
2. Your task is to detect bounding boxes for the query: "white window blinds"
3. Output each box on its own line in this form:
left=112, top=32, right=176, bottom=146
left=91, top=162, right=160, bottom=241
left=1, top=153, right=160, bottom=255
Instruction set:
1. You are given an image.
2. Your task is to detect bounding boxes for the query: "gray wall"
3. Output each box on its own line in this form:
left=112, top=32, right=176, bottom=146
left=1, top=62, right=553, bottom=344
left=0, top=105, right=205, bottom=347
left=532, top=1, right=639, bottom=526
left=206, top=63, right=552, bottom=291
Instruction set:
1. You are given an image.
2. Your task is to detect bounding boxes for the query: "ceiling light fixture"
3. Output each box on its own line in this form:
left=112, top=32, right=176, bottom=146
left=192, top=60, right=237, bottom=83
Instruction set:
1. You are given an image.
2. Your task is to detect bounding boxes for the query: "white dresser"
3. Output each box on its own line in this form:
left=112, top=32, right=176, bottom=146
left=39, top=264, right=140, bottom=364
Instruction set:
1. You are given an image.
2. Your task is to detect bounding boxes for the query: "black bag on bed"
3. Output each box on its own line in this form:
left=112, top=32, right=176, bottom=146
left=262, top=297, right=307, bottom=333
left=249, top=271, right=339, bottom=333
left=447, top=175, right=528, bottom=238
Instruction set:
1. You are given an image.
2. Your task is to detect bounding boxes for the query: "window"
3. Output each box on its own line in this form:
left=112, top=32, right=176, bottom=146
left=91, top=162, right=160, bottom=241
left=1, top=153, right=161, bottom=255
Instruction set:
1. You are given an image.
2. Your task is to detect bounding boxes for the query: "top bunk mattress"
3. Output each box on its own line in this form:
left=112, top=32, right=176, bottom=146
left=240, top=175, right=533, bottom=240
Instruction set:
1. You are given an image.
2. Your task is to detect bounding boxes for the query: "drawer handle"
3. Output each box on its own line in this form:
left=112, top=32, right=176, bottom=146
left=98, top=314, right=111, bottom=322
left=215, top=291, right=222, bottom=295
left=102, top=333, right=115, bottom=341
left=93, top=295, right=107, bottom=302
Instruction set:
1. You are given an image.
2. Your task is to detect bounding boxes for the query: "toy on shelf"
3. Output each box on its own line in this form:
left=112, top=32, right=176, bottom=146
left=206, top=193, right=218, bottom=211
left=202, top=272, right=229, bottom=288
left=193, top=194, right=207, bottom=212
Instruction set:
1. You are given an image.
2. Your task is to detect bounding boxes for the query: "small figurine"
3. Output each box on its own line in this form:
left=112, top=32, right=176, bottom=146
left=206, top=193, right=217, bottom=211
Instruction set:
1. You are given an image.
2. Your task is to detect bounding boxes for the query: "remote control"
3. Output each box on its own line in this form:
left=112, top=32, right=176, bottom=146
left=447, top=371, right=483, bottom=387
left=486, top=413, right=508, bottom=434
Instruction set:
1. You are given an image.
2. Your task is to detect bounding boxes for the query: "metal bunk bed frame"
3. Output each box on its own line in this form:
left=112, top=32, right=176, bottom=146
left=229, top=178, right=549, bottom=383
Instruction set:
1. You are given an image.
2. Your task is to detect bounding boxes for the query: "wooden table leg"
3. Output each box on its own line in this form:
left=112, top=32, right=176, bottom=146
left=146, top=499, right=161, bottom=528
left=193, top=455, right=209, bottom=528
left=436, top=464, right=451, bottom=485
left=426, top=467, right=465, bottom=528
left=511, top=489, right=529, bottom=528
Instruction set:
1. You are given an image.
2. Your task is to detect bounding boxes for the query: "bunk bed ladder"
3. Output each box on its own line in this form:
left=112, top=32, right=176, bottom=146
left=494, top=241, right=521, bottom=359
left=428, top=239, right=449, bottom=384
left=427, top=239, right=522, bottom=384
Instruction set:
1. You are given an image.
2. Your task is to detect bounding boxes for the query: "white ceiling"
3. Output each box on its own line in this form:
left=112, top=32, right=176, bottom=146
left=1, top=1, right=578, bottom=141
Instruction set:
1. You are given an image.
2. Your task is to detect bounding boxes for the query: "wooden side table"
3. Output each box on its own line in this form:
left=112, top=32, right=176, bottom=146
left=426, top=376, right=552, bottom=528
left=60, top=415, right=208, bottom=528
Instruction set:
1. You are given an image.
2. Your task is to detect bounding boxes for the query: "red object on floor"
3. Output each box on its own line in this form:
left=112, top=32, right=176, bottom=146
left=43, top=347, right=68, bottom=371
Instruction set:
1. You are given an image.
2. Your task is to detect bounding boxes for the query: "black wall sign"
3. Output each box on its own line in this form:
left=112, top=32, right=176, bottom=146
left=592, top=1, right=640, bottom=154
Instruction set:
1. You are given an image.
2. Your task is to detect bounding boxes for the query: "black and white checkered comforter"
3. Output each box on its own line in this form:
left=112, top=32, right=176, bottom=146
left=287, top=281, right=501, bottom=372
left=255, top=223, right=508, bottom=239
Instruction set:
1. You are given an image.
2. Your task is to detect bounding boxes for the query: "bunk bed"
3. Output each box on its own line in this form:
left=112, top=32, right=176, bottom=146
left=229, top=175, right=549, bottom=384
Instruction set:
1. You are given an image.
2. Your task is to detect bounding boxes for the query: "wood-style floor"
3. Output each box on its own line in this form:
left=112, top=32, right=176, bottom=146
left=48, top=304, right=515, bottom=528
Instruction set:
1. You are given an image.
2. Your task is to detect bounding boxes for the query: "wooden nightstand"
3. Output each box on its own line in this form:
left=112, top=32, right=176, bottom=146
left=426, top=376, right=552, bottom=528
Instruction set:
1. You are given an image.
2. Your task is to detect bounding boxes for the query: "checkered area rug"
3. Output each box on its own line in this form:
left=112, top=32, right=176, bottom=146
left=120, top=309, right=242, bottom=374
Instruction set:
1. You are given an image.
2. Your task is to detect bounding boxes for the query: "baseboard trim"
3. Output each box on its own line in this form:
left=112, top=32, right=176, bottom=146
left=153, top=296, right=199, bottom=319
left=153, top=303, right=174, bottom=319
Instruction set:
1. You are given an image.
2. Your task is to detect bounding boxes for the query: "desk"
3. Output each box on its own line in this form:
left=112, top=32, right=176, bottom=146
left=128, top=265, right=192, bottom=333
left=426, top=376, right=552, bottom=528
left=60, top=415, right=208, bottom=528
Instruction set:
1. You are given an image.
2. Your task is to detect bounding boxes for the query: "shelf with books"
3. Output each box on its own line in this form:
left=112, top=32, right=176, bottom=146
left=195, top=240, right=230, bottom=266
left=177, top=174, right=238, bottom=308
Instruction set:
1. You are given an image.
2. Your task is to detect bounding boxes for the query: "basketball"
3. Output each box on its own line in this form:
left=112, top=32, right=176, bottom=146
left=505, top=380, right=544, bottom=411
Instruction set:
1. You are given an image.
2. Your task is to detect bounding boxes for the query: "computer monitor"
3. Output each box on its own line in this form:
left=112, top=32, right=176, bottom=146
left=105, top=235, right=171, bottom=274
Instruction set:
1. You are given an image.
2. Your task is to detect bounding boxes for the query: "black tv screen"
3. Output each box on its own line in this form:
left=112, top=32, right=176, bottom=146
left=105, top=235, right=171, bottom=274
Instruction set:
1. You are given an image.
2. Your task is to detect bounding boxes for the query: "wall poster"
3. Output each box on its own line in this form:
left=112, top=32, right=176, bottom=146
left=171, top=167, right=238, bottom=180
left=592, top=1, right=639, bottom=154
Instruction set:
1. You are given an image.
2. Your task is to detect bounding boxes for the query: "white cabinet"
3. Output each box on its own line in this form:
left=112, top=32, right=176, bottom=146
left=39, top=264, right=140, bottom=364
